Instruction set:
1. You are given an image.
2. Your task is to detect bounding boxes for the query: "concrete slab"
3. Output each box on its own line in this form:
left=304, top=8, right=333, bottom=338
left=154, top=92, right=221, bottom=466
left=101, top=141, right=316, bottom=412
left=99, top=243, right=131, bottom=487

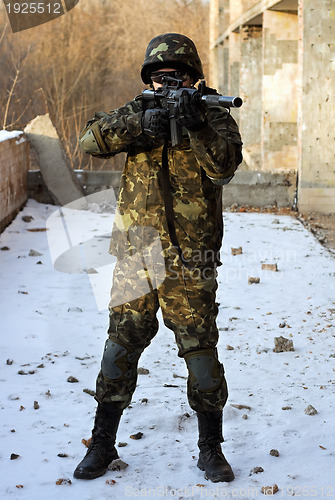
left=222, top=169, right=297, bottom=208
left=24, top=114, right=83, bottom=206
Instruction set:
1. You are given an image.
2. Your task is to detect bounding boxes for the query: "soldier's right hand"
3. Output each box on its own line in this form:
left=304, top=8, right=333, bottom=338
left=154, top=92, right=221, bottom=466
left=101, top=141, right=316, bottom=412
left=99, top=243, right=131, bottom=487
left=142, top=108, right=170, bottom=139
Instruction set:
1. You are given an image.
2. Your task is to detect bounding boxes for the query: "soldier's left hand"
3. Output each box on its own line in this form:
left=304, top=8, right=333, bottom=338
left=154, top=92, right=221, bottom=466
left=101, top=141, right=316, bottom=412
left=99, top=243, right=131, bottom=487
left=175, top=89, right=207, bottom=131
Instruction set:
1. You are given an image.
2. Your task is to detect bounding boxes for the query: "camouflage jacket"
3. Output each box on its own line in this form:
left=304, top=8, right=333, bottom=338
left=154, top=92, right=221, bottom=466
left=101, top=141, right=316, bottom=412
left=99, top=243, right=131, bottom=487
left=80, top=96, right=243, bottom=265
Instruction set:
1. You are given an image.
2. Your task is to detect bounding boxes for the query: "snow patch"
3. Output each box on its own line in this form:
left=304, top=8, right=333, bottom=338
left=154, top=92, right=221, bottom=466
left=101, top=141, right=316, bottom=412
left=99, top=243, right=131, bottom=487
left=0, top=130, right=24, bottom=143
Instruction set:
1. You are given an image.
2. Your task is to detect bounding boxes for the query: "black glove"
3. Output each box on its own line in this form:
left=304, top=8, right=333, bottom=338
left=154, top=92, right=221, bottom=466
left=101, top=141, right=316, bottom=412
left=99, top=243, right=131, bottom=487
left=142, top=108, right=170, bottom=139
left=175, top=89, right=207, bottom=131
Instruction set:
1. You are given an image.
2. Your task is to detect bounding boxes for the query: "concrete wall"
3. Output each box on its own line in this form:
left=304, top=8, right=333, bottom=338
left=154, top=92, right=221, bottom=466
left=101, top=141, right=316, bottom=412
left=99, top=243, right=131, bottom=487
left=27, top=169, right=296, bottom=210
left=262, top=10, right=298, bottom=172
left=28, top=170, right=122, bottom=203
left=210, top=0, right=335, bottom=212
left=222, top=169, right=297, bottom=208
left=240, top=26, right=263, bottom=169
left=0, top=133, right=30, bottom=233
left=297, top=0, right=335, bottom=213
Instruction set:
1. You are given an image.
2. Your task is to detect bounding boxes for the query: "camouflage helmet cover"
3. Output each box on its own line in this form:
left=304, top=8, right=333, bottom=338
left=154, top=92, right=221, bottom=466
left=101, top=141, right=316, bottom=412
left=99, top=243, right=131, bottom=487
left=141, top=33, right=204, bottom=84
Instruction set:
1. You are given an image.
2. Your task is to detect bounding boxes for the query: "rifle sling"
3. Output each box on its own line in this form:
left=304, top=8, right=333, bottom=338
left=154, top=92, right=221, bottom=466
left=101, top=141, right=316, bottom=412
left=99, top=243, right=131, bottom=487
left=161, top=143, right=193, bottom=270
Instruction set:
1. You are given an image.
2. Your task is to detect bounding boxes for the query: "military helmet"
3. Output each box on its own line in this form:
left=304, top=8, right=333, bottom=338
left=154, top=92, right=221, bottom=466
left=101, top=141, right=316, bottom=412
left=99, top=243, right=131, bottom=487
left=141, top=33, right=204, bottom=84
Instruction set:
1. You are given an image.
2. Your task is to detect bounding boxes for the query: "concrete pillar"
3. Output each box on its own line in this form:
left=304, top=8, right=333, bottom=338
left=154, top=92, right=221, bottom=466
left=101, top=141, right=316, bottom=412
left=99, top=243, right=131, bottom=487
left=297, top=0, right=335, bottom=213
left=209, top=0, right=219, bottom=87
left=262, top=10, right=299, bottom=172
left=222, top=41, right=229, bottom=95
left=229, top=32, right=241, bottom=96
left=217, top=42, right=225, bottom=93
left=240, top=26, right=263, bottom=169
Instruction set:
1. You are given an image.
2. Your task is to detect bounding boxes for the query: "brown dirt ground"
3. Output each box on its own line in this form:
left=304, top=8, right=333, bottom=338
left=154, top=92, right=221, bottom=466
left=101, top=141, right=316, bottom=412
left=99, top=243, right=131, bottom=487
left=225, top=204, right=335, bottom=255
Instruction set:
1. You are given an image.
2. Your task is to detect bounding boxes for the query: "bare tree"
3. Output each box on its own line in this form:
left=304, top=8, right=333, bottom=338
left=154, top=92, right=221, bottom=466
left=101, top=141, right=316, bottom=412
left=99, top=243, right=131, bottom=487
left=0, top=0, right=209, bottom=169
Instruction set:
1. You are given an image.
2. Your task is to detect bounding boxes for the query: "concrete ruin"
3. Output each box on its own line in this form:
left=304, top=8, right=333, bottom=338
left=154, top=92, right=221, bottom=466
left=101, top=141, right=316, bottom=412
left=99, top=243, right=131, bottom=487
left=210, top=0, right=335, bottom=213
left=24, top=114, right=84, bottom=206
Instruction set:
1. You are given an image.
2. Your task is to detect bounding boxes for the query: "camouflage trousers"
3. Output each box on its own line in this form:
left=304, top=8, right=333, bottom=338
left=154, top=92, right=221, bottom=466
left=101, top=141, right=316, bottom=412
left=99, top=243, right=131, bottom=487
left=95, top=247, right=228, bottom=413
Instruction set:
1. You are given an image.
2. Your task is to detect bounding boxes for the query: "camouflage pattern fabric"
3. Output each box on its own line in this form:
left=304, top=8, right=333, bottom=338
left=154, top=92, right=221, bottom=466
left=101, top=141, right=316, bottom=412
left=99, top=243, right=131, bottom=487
left=80, top=96, right=242, bottom=263
left=80, top=94, right=242, bottom=413
left=95, top=254, right=229, bottom=413
left=141, top=32, right=204, bottom=84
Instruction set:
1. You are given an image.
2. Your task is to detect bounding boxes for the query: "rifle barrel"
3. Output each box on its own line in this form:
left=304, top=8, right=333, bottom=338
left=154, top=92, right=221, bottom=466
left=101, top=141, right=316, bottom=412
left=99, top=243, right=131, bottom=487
left=202, top=95, right=243, bottom=108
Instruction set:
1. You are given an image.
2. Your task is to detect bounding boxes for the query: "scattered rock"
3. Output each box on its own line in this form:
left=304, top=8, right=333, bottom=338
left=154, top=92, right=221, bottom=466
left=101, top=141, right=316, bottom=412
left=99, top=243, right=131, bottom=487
left=34, top=401, right=40, bottom=410
left=248, top=277, right=260, bottom=284
left=231, top=246, right=243, bottom=255
left=36, top=260, right=43, bottom=265
left=105, top=479, right=116, bottom=485
left=137, top=367, right=150, bottom=375
left=256, top=345, right=270, bottom=353
left=67, top=307, right=83, bottom=313
left=118, top=442, right=128, bottom=447
left=8, top=394, right=20, bottom=401
left=130, top=432, right=143, bottom=440
left=273, top=336, right=294, bottom=353
left=140, top=398, right=148, bottom=404
left=10, top=453, right=20, bottom=460
left=108, top=458, right=129, bottom=471
left=81, top=438, right=92, bottom=448
left=262, top=263, right=278, bottom=271
left=261, top=484, right=279, bottom=495
left=67, top=376, right=79, bottom=383
left=173, top=373, right=187, bottom=379
left=6, top=359, right=14, bottom=365
left=226, top=345, right=234, bottom=350
left=29, top=249, right=42, bottom=257
left=86, top=268, right=98, bottom=274
left=270, top=449, right=279, bottom=457
left=22, top=215, right=34, bottom=222
left=250, top=466, right=264, bottom=475
left=18, top=370, right=35, bottom=375
left=304, top=404, right=318, bottom=415
left=242, top=414, right=248, bottom=420
left=55, top=478, right=72, bottom=485
left=1, top=246, right=10, bottom=251
left=58, top=453, right=68, bottom=458
left=282, top=406, right=292, bottom=410
left=278, top=322, right=286, bottom=328
left=230, top=404, right=251, bottom=410
left=83, top=388, right=95, bottom=397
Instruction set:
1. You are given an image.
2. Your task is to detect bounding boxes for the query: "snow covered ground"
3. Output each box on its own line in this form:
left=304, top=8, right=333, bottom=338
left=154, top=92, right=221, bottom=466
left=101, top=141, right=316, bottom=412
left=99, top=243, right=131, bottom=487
left=1, top=199, right=335, bottom=499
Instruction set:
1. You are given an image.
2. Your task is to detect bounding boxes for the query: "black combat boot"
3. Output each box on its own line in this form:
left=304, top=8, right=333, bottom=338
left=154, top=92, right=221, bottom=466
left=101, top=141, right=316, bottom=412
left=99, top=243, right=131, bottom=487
left=197, top=410, right=234, bottom=483
left=73, top=402, right=122, bottom=479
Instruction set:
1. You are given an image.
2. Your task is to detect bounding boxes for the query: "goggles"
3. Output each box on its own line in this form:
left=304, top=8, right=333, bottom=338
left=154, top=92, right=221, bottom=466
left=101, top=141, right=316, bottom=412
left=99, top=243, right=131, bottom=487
left=150, top=70, right=191, bottom=84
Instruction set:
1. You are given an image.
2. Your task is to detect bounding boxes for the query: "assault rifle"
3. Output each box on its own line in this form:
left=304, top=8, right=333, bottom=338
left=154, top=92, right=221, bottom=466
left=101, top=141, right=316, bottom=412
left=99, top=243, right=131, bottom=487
left=142, top=76, right=243, bottom=146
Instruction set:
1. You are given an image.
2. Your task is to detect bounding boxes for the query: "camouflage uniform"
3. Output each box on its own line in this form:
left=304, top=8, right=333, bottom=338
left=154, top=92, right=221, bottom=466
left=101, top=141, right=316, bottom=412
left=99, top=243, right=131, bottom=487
left=79, top=36, right=242, bottom=415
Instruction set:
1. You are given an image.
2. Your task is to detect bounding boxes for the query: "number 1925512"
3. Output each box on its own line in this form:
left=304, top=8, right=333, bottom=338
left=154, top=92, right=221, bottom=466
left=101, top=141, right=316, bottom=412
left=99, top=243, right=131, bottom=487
left=5, top=3, right=62, bottom=14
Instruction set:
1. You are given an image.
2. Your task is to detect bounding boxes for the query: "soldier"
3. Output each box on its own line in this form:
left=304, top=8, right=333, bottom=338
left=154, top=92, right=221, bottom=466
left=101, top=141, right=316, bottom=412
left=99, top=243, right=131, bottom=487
left=74, top=33, right=243, bottom=483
